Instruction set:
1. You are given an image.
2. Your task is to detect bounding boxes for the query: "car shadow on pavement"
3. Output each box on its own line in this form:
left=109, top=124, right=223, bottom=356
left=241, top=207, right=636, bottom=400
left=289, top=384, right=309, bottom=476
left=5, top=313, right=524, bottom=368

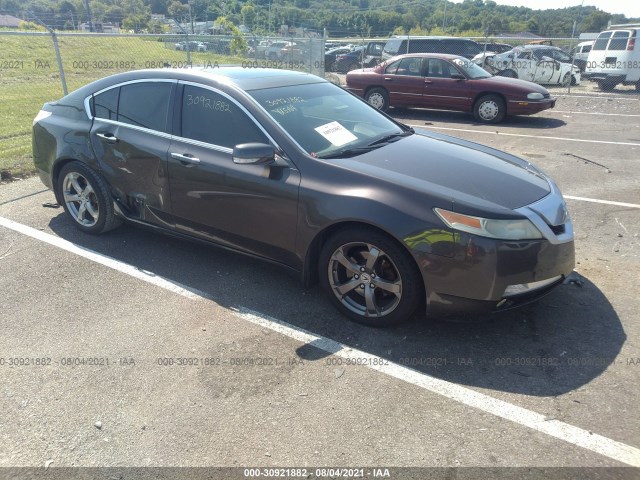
left=392, top=108, right=567, bottom=130
left=48, top=215, right=626, bottom=398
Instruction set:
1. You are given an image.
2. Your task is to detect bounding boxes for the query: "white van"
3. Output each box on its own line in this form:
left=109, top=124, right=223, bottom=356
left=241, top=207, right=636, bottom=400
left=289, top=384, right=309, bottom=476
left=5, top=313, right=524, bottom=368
left=571, top=40, right=593, bottom=71
left=584, top=24, right=640, bottom=90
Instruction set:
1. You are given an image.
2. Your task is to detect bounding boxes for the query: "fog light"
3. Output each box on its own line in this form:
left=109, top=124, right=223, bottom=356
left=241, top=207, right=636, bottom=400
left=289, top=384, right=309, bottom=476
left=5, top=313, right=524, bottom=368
left=503, top=276, right=562, bottom=297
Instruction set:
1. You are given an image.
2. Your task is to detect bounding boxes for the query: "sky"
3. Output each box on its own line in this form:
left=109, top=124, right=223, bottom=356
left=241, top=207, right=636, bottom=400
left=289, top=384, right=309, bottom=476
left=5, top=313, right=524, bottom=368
left=451, top=1, right=640, bottom=18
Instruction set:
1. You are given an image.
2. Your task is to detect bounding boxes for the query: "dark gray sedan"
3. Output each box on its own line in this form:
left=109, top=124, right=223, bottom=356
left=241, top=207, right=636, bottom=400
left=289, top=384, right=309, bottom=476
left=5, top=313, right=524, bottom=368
left=32, top=68, right=574, bottom=326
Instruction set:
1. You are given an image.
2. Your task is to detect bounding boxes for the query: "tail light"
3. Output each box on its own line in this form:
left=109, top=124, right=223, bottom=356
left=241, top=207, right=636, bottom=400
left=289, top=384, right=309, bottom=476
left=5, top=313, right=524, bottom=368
left=627, top=35, right=636, bottom=51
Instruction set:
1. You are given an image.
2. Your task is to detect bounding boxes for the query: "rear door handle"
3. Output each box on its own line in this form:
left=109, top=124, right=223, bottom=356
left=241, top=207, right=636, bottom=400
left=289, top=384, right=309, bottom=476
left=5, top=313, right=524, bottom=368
left=171, top=152, right=201, bottom=165
left=424, top=79, right=433, bottom=84
left=96, top=132, right=118, bottom=144
left=383, top=77, right=392, bottom=81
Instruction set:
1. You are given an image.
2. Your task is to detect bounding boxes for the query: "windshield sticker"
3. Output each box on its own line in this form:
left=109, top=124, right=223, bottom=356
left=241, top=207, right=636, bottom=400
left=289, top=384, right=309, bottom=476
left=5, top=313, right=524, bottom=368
left=272, top=104, right=297, bottom=116
left=314, top=121, right=357, bottom=147
left=266, top=96, right=304, bottom=107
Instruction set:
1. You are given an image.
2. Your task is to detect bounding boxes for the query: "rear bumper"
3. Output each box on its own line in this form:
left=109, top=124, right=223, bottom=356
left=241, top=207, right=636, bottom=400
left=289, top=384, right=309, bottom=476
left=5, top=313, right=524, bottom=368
left=582, top=73, right=626, bottom=83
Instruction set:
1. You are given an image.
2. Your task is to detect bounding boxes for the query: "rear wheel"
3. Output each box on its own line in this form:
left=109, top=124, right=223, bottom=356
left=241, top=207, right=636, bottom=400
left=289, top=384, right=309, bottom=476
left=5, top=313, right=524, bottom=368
left=364, top=87, right=389, bottom=111
left=57, top=161, right=120, bottom=234
left=473, top=94, right=506, bottom=124
left=597, top=80, right=617, bottom=91
left=319, top=227, right=422, bottom=326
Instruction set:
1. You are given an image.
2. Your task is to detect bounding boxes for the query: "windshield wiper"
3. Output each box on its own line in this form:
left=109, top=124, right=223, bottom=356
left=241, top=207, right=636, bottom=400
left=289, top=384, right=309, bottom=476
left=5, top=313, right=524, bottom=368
left=317, top=145, right=379, bottom=159
left=368, top=129, right=413, bottom=146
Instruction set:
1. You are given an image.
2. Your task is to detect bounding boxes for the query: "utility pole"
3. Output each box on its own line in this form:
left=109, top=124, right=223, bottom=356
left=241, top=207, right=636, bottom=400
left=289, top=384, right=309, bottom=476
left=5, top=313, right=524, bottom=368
left=442, top=0, right=447, bottom=32
left=83, top=0, right=93, bottom=32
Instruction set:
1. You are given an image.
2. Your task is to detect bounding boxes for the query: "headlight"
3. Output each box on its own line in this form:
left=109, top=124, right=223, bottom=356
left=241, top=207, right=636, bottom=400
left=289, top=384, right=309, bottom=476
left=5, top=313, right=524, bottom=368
left=434, top=208, right=543, bottom=240
left=527, top=92, right=545, bottom=100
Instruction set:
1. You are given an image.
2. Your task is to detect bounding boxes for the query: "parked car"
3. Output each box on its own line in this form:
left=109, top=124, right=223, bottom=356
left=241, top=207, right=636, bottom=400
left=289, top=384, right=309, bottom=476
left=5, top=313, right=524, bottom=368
left=477, top=42, right=513, bottom=54
left=324, top=46, right=353, bottom=71
left=583, top=23, right=640, bottom=91
left=175, top=41, right=206, bottom=52
left=571, top=40, right=594, bottom=72
left=265, top=41, right=295, bottom=60
left=346, top=53, right=556, bottom=123
left=475, top=45, right=581, bottom=86
left=32, top=67, right=574, bottom=326
left=334, top=41, right=386, bottom=73
left=381, top=36, right=482, bottom=61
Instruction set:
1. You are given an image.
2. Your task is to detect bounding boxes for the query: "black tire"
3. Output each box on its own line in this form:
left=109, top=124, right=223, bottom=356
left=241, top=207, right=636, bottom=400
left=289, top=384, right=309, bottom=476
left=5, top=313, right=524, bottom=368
left=364, top=87, right=389, bottom=112
left=571, top=75, right=578, bottom=86
left=318, top=227, right=422, bottom=327
left=597, top=80, right=617, bottom=91
left=561, top=72, right=571, bottom=87
left=473, top=94, right=506, bottom=124
left=498, top=69, right=517, bottom=78
left=57, top=161, right=121, bottom=235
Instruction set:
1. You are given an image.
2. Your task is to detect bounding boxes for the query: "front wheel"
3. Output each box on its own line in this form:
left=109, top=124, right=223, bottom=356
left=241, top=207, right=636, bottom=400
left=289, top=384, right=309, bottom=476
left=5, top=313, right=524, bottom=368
left=319, top=228, right=422, bottom=326
left=561, top=72, right=571, bottom=87
left=56, top=161, right=120, bottom=234
left=473, top=94, right=506, bottom=123
left=364, top=87, right=389, bottom=112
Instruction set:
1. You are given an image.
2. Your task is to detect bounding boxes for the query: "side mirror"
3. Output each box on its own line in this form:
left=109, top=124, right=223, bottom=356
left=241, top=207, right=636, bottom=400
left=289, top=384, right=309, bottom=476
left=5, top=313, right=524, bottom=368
left=233, top=143, right=276, bottom=165
left=451, top=74, right=466, bottom=80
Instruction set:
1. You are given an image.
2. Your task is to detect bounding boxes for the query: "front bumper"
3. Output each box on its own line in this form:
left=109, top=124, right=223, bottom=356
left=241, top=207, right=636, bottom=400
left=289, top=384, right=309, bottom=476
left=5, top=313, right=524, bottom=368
left=415, top=185, right=575, bottom=318
left=507, top=98, right=556, bottom=115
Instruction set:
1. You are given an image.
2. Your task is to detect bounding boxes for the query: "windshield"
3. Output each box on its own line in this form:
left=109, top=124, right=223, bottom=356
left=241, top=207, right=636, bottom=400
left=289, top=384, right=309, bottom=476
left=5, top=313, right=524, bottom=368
left=248, top=82, right=406, bottom=159
left=451, top=58, right=492, bottom=79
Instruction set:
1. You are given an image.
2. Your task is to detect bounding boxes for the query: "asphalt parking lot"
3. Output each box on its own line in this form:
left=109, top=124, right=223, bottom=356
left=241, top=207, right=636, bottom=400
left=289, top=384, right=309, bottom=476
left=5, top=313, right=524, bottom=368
left=0, top=84, right=639, bottom=479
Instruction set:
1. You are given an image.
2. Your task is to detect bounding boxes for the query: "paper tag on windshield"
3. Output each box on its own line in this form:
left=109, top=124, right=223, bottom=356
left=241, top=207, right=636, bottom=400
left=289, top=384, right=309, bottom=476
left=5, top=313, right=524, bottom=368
left=314, top=121, right=358, bottom=147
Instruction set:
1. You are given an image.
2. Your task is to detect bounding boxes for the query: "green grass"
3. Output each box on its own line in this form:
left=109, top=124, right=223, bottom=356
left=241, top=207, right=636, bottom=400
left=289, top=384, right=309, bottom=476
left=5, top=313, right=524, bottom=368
left=0, top=34, right=246, bottom=179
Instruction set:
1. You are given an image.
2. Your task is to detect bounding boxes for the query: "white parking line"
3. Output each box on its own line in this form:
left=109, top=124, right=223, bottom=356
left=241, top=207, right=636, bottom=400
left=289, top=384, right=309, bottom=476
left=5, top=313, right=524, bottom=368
left=553, top=94, right=640, bottom=101
left=565, top=195, right=640, bottom=209
left=410, top=124, right=640, bottom=147
left=1, top=214, right=639, bottom=466
left=552, top=110, right=640, bottom=118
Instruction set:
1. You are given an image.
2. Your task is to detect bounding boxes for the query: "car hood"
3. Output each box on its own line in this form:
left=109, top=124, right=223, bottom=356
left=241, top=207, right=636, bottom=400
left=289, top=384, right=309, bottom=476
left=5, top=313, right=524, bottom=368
left=342, top=130, right=551, bottom=212
left=477, top=75, right=550, bottom=93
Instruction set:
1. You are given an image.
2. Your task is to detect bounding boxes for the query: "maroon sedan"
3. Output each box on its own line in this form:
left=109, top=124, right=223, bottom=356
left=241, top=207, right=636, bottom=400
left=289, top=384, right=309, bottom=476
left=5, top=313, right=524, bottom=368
left=346, top=53, right=556, bottom=123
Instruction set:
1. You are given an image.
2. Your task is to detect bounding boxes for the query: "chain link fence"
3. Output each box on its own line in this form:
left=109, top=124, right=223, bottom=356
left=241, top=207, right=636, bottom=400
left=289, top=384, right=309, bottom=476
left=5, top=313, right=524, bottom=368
left=0, top=31, right=324, bottom=179
left=0, top=30, right=629, bottom=180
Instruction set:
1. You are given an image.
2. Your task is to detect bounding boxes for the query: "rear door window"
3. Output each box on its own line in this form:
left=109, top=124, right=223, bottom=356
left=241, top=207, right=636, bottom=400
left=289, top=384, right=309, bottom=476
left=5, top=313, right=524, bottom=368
left=395, top=57, right=424, bottom=76
left=118, top=82, right=173, bottom=132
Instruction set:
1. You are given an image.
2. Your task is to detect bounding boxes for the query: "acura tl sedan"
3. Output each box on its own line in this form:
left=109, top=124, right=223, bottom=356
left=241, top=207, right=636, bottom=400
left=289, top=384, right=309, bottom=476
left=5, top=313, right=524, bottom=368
left=346, top=53, right=556, bottom=123
left=33, top=68, right=574, bottom=326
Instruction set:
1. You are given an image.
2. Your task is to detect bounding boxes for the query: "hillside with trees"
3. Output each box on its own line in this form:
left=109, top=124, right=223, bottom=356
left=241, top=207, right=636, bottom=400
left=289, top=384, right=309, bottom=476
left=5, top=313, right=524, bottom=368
left=1, top=0, right=638, bottom=37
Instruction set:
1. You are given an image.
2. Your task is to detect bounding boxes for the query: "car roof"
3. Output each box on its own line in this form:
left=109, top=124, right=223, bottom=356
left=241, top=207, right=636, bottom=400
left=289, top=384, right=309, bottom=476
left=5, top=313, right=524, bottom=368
left=520, top=45, right=562, bottom=50
left=385, top=53, right=464, bottom=61
left=67, top=67, right=326, bottom=101
left=389, top=36, right=475, bottom=41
